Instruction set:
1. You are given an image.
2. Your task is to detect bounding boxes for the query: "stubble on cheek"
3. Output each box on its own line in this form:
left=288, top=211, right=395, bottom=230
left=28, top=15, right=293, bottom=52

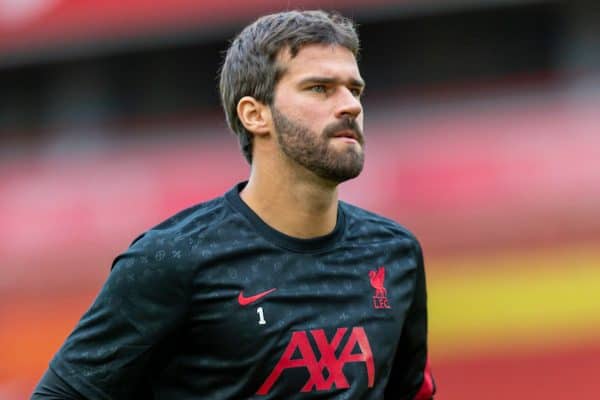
left=272, top=107, right=365, bottom=183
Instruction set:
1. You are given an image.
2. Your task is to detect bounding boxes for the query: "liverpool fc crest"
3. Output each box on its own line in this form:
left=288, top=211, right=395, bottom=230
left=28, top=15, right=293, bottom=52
left=369, top=266, right=391, bottom=309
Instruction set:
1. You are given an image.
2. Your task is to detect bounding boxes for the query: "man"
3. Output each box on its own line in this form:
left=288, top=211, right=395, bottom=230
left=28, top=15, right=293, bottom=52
left=33, top=10, right=435, bottom=399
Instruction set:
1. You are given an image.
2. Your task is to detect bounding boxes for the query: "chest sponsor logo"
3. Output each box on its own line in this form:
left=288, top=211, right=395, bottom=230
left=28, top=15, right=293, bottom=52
left=238, top=288, right=277, bottom=306
left=369, top=266, right=391, bottom=309
left=257, top=326, right=374, bottom=395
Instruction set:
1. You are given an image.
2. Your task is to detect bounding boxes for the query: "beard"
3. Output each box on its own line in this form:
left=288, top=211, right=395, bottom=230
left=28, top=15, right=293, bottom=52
left=271, top=106, right=365, bottom=184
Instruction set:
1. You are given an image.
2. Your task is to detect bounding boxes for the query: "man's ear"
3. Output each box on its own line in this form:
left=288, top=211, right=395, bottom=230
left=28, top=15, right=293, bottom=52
left=237, top=96, right=271, bottom=137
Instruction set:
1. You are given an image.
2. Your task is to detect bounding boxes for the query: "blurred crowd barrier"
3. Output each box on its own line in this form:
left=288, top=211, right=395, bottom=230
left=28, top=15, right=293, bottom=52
left=1, top=81, right=599, bottom=399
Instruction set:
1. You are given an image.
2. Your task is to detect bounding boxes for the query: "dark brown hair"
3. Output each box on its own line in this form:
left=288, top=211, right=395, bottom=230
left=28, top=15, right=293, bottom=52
left=219, top=10, right=359, bottom=163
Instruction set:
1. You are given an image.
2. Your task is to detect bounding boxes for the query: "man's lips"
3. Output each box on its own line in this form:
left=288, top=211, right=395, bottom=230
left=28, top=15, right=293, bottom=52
left=332, top=130, right=360, bottom=141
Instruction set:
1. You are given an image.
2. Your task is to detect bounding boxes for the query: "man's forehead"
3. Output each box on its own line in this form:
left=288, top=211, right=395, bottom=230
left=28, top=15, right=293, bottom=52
left=277, top=44, right=362, bottom=82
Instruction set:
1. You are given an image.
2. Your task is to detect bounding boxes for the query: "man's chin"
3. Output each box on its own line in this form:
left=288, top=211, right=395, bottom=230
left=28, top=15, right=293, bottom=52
left=317, top=163, right=364, bottom=184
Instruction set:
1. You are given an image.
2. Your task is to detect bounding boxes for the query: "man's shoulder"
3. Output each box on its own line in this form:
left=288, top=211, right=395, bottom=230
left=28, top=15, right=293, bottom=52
left=152, top=195, right=228, bottom=233
left=126, top=195, right=231, bottom=251
left=110, top=194, right=234, bottom=272
left=340, top=201, right=420, bottom=245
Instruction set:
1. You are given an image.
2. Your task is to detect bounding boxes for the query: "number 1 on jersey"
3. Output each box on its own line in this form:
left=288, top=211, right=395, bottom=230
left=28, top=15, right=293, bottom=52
left=257, top=307, right=266, bottom=325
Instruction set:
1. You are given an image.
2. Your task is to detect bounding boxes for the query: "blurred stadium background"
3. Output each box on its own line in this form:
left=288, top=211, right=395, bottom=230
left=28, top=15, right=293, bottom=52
left=1, top=0, right=600, bottom=398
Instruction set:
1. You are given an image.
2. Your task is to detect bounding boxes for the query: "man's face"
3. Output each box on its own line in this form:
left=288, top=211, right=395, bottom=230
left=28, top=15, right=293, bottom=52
left=271, top=44, right=365, bottom=183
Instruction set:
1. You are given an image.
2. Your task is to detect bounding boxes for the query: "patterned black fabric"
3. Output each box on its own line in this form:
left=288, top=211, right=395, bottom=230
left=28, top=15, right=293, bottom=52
left=34, top=182, right=430, bottom=400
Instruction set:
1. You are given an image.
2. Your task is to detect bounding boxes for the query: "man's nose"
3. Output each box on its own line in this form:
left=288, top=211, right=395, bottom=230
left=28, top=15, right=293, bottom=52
left=334, top=87, right=362, bottom=119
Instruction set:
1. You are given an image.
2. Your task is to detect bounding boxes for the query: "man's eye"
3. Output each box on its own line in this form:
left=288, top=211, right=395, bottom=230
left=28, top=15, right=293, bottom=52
left=310, top=85, right=327, bottom=93
left=350, top=88, right=362, bottom=97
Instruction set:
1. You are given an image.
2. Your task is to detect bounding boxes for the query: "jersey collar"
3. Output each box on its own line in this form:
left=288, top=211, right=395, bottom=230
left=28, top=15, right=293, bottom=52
left=225, top=181, right=346, bottom=253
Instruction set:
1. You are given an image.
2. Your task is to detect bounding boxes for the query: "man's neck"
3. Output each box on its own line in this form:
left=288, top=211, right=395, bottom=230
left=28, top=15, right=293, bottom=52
left=240, top=169, right=339, bottom=239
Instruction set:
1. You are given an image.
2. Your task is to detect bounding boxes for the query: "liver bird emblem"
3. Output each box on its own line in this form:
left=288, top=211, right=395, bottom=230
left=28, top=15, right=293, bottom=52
left=369, top=266, right=387, bottom=298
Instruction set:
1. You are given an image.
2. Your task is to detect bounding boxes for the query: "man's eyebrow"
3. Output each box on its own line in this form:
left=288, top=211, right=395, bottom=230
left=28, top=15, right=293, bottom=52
left=298, top=76, right=366, bottom=88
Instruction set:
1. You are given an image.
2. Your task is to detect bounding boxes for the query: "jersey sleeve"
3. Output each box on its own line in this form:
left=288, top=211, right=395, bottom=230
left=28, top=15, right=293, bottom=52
left=385, top=241, right=436, bottom=400
left=41, top=232, right=193, bottom=400
left=31, top=367, right=85, bottom=400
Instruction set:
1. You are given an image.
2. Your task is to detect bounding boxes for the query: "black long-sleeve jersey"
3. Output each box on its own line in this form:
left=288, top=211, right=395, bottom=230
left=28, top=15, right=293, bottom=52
left=33, top=182, right=435, bottom=399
